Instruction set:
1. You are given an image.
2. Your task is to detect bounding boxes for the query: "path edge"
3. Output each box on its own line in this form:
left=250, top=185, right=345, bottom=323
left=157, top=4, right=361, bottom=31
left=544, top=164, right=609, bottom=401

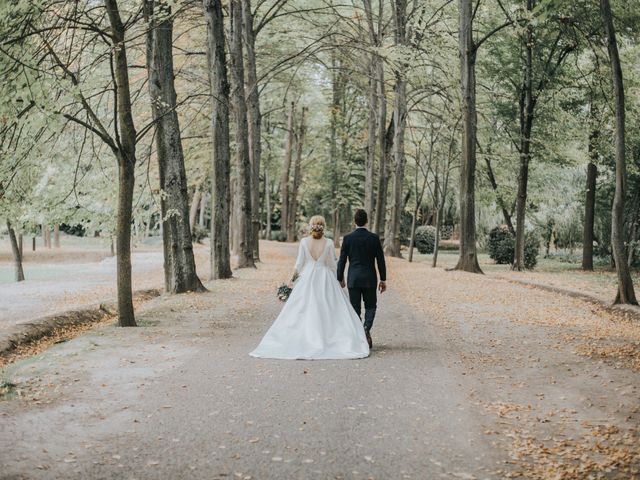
left=0, top=288, right=162, bottom=358
left=493, top=275, right=640, bottom=321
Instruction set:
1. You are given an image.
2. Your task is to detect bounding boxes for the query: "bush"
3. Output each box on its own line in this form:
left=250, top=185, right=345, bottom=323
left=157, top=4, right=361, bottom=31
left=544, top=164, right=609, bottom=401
left=414, top=225, right=437, bottom=254
left=270, top=230, right=287, bottom=242
left=487, top=225, right=539, bottom=269
left=523, top=232, right=540, bottom=269
left=192, top=224, right=208, bottom=243
left=488, top=225, right=514, bottom=264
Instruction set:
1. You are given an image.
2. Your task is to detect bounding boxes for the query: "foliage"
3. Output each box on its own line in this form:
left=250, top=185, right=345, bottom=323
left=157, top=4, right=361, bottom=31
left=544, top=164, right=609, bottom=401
left=414, top=225, right=437, bottom=254
left=487, top=226, right=539, bottom=269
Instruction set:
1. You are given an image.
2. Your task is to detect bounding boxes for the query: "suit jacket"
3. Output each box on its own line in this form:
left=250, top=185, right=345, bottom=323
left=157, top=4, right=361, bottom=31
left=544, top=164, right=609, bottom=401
left=337, top=228, right=386, bottom=289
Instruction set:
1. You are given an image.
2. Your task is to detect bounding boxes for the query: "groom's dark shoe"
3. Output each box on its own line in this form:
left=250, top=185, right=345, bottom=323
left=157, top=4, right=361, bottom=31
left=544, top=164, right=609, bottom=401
left=365, top=328, right=373, bottom=349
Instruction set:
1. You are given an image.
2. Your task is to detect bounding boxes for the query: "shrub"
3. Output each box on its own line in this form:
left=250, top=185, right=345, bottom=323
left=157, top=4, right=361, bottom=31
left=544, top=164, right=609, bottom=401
left=488, top=225, right=514, bottom=264
left=192, top=224, right=208, bottom=243
left=414, top=225, right=437, bottom=254
left=270, top=230, right=287, bottom=242
left=523, top=232, right=540, bottom=269
left=487, top=226, right=539, bottom=269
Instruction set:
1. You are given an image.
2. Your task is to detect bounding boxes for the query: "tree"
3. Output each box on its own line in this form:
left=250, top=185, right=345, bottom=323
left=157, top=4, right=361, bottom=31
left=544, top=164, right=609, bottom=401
left=229, top=0, right=255, bottom=268
left=385, top=0, right=408, bottom=258
left=288, top=106, right=307, bottom=242
left=6, top=220, right=25, bottom=282
left=600, top=0, right=638, bottom=304
left=146, top=0, right=206, bottom=294
left=242, top=0, right=262, bottom=260
left=204, top=0, right=233, bottom=279
left=455, top=0, right=483, bottom=273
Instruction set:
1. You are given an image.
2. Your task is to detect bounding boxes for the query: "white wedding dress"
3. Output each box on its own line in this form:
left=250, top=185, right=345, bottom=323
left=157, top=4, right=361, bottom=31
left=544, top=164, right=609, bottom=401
left=250, top=237, right=370, bottom=360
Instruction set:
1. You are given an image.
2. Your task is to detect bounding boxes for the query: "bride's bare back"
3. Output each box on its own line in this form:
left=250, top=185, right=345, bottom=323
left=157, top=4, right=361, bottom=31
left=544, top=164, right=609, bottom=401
left=307, top=237, right=328, bottom=261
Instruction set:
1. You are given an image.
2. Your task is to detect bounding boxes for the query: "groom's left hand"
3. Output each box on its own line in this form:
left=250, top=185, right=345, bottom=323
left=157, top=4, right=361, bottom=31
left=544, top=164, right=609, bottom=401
left=379, top=281, right=386, bottom=293
left=340, top=280, right=346, bottom=288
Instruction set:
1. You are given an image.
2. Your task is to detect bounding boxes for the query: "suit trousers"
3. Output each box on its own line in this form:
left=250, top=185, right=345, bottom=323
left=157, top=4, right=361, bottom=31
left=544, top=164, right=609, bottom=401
left=348, top=287, right=377, bottom=331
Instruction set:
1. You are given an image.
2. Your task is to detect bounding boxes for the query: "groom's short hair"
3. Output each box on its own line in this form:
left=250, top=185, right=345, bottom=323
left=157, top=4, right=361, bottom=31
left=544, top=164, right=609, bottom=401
left=354, top=209, right=368, bottom=227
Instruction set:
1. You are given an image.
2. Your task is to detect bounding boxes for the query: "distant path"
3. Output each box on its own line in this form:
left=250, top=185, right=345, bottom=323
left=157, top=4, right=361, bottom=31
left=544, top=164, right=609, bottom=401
left=1, top=241, right=638, bottom=479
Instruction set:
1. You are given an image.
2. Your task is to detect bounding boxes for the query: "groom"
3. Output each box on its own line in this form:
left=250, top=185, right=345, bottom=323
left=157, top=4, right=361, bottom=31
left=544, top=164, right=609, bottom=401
left=337, top=209, right=387, bottom=349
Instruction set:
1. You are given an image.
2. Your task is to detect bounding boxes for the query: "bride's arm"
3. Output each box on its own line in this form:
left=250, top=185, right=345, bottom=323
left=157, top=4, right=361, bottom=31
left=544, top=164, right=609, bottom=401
left=327, top=239, right=338, bottom=275
left=292, top=239, right=306, bottom=281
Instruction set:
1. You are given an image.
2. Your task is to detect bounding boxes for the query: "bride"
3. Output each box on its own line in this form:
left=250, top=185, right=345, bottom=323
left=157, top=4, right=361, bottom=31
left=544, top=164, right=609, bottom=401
left=250, top=215, right=369, bottom=360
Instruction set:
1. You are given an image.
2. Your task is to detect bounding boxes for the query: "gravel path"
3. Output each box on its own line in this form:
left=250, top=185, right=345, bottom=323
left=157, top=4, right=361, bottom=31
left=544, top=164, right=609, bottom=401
left=1, top=241, right=638, bottom=479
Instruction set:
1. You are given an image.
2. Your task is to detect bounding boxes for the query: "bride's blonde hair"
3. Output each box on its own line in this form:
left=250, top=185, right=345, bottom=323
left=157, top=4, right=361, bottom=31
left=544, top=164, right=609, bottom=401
left=308, top=215, right=326, bottom=239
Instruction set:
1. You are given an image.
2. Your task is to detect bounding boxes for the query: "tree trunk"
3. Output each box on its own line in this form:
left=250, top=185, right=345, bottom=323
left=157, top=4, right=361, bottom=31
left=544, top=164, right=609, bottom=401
left=485, top=155, right=515, bottom=234
left=454, top=0, right=482, bottom=273
left=242, top=0, right=261, bottom=261
left=204, top=0, right=233, bottom=279
left=407, top=208, right=418, bottom=263
left=146, top=0, right=205, bottom=293
left=364, top=55, right=378, bottom=215
left=115, top=159, right=136, bottom=326
left=513, top=0, right=535, bottom=271
left=18, top=233, right=23, bottom=258
left=288, top=106, right=306, bottom=242
left=582, top=157, right=597, bottom=271
left=229, top=0, right=255, bottom=268
left=385, top=73, right=406, bottom=257
left=7, top=220, right=25, bottom=282
left=384, top=0, right=407, bottom=258
left=265, top=168, right=272, bottom=240
left=601, top=0, right=638, bottom=304
left=281, top=101, right=295, bottom=240
left=106, top=0, right=138, bottom=326
left=32, top=236, right=36, bottom=252
left=374, top=118, right=393, bottom=238
left=189, top=185, right=202, bottom=232
left=43, top=225, right=51, bottom=249
left=53, top=224, right=60, bottom=248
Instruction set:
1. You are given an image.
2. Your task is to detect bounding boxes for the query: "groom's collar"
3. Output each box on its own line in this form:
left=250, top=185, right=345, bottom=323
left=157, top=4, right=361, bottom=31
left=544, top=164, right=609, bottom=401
left=355, top=226, right=368, bottom=230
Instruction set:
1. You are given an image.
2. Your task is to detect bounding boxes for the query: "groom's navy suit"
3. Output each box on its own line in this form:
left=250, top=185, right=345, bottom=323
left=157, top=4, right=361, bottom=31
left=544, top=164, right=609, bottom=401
left=337, top=227, right=386, bottom=331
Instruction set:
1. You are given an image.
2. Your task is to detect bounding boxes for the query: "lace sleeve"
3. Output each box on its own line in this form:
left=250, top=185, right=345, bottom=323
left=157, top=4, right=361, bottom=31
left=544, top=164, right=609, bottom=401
left=294, top=238, right=306, bottom=274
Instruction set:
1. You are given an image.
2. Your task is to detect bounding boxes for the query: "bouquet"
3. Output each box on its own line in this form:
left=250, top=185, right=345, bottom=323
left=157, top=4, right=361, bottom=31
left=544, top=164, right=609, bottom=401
left=276, top=272, right=298, bottom=302
left=276, top=283, right=293, bottom=302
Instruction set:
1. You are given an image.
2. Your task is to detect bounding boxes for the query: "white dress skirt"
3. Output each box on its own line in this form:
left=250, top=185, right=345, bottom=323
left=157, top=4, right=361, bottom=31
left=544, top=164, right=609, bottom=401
left=250, top=237, right=370, bottom=360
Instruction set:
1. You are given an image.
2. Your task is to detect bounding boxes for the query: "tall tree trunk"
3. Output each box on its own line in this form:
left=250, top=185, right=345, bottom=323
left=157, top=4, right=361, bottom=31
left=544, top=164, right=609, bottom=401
left=601, top=0, right=638, bottom=304
left=374, top=115, right=392, bottom=238
left=106, top=0, right=138, bottom=326
left=265, top=168, right=272, bottom=240
left=385, top=0, right=407, bottom=258
left=281, top=101, right=295, bottom=239
left=43, top=225, right=50, bottom=249
left=454, top=0, right=482, bottom=273
left=329, top=54, right=343, bottom=246
left=199, top=191, right=208, bottom=227
left=288, top=106, right=306, bottom=242
left=7, top=220, right=25, bottom=282
left=242, top=0, right=261, bottom=261
left=513, top=0, right=535, bottom=271
left=53, top=224, right=60, bottom=248
left=385, top=74, right=406, bottom=257
left=204, top=0, right=233, bottom=279
left=485, top=155, right=515, bottom=234
left=364, top=55, right=378, bottom=215
left=582, top=140, right=598, bottom=271
left=146, top=0, right=205, bottom=293
left=189, top=185, right=202, bottom=232
left=229, top=0, right=255, bottom=268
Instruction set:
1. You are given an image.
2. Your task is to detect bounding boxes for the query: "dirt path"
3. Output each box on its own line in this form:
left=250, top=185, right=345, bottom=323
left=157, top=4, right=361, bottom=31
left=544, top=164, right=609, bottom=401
left=1, top=241, right=638, bottom=479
